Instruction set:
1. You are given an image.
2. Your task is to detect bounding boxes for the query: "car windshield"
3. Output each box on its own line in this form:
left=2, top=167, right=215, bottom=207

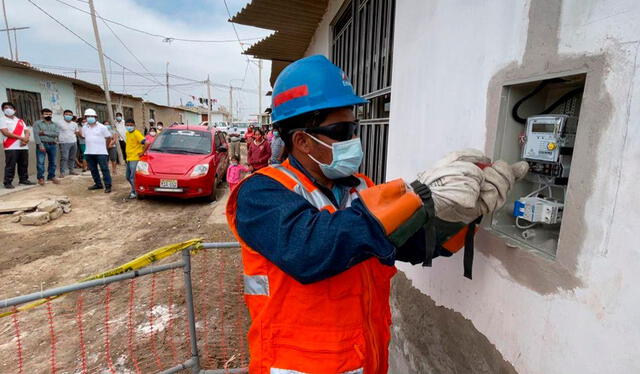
left=150, top=130, right=212, bottom=154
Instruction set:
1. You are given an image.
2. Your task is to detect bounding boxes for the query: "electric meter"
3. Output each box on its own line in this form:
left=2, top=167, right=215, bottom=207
left=523, top=115, right=577, bottom=184
left=523, top=115, right=576, bottom=162
left=487, top=76, right=585, bottom=257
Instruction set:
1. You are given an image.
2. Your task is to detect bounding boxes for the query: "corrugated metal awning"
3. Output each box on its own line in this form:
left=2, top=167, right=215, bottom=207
left=230, top=0, right=329, bottom=84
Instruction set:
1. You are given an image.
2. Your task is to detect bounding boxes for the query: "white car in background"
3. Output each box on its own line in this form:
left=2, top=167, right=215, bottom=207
left=231, top=122, right=251, bottom=140
left=200, top=121, right=229, bottom=134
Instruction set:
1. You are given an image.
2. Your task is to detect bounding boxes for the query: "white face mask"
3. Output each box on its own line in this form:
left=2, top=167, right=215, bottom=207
left=3, top=108, right=15, bottom=117
left=306, top=133, right=364, bottom=179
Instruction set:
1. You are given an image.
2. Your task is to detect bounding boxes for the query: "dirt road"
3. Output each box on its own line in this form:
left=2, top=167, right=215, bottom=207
left=0, top=167, right=248, bottom=373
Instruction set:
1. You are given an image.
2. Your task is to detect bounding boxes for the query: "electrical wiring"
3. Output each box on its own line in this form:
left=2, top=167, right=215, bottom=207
left=33, top=64, right=163, bottom=76
left=52, top=0, right=263, bottom=43
left=515, top=217, right=538, bottom=230
left=27, top=0, right=204, bottom=101
left=223, top=0, right=246, bottom=52
left=97, top=10, right=164, bottom=87
left=26, top=0, right=160, bottom=87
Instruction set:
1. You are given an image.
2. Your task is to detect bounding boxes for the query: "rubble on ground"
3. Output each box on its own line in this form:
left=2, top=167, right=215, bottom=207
left=3, top=195, right=73, bottom=225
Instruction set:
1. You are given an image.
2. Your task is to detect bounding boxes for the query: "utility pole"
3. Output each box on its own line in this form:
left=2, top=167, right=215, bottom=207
left=258, top=59, right=263, bottom=124
left=206, top=75, right=212, bottom=126
left=1, top=0, right=13, bottom=60
left=0, top=26, right=29, bottom=61
left=88, top=0, right=114, bottom=124
left=229, top=86, right=234, bottom=123
left=165, top=61, right=170, bottom=106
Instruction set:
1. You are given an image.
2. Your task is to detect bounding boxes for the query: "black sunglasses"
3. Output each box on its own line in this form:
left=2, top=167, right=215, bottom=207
left=299, top=120, right=359, bottom=142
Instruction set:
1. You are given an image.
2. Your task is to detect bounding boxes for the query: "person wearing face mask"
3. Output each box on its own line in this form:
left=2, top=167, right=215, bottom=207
left=143, top=127, right=157, bottom=152
left=124, top=119, right=146, bottom=199
left=268, top=125, right=285, bottom=164
left=76, top=117, right=88, bottom=172
left=57, top=109, right=79, bottom=177
left=146, top=118, right=155, bottom=135
left=156, top=121, right=164, bottom=132
left=1, top=102, right=34, bottom=188
left=33, top=108, right=60, bottom=185
left=103, top=121, right=119, bottom=175
left=113, top=112, right=127, bottom=164
left=81, top=108, right=114, bottom=193
left=226, top=155, right=250, bottom=192
left=246, top=128, right=271, bottom=171
left=226, top=55, right=526, bottom=374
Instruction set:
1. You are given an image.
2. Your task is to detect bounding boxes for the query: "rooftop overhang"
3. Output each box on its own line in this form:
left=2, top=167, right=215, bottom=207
left=230, top=0, right=329, bottom=85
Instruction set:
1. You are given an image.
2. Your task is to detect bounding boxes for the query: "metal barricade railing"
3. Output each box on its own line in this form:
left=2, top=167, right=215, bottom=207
left=0, top=241, right=249, bottom=374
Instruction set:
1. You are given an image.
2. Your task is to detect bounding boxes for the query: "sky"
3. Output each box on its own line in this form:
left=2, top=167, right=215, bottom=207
left=1, top=0, right=273, bottom=121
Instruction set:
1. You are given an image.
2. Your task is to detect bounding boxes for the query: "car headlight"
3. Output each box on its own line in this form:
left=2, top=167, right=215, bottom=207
left=136, top=161, right=149, bottom=175
left=190, top=164, right=209, bottom=177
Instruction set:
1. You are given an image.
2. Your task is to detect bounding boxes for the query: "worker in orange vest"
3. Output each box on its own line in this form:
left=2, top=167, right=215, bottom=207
left=226, top=55, right=526, bottom=374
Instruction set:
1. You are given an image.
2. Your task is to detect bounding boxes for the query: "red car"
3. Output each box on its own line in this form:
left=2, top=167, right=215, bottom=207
left=135, top=125, right=229, bottom=201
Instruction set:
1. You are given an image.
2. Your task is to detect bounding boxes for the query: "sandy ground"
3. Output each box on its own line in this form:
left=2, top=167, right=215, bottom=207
left=0, top=165, right=249, bottom=373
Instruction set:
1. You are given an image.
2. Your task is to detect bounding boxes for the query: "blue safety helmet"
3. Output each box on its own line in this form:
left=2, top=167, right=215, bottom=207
left=271, top=55, right=367, bottom=123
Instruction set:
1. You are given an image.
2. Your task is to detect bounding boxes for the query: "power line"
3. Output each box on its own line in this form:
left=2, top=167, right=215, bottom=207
left=26, top=0, right=157, bottom=86
left=27, top=0, right=205, bottom=103
left=33, top=64, right=163, bottom=76
left=28, top=0, right=201, bottom=99
left=222, top=0, right=246, bottom=52
left=53, top=0, right=263, bottom=44
left=97, top=9, right=164, bottom=87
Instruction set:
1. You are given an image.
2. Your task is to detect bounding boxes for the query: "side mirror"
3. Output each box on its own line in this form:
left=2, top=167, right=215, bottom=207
left=216, top=146, right=227, bottom=153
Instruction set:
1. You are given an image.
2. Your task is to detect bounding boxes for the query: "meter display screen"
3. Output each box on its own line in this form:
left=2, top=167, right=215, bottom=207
left=532, top=123, right=556, bottom=133
left=531, top=123, right=557, bottom=133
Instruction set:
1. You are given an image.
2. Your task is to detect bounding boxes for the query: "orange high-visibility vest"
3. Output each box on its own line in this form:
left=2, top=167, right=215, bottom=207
left=226, top=160, right=397, bottom=374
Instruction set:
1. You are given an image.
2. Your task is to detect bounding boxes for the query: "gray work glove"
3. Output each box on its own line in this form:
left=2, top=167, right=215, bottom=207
left=478, top=160, right=529, bottom=214
left=435, top=160, right=529, bottom=223
left=416, top=149, right=489, bottom=222
left=416, top=149, right=529, bottom=223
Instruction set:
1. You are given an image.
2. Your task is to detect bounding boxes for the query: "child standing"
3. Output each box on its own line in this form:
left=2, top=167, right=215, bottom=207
left=226, top=155, right=250, bottom=191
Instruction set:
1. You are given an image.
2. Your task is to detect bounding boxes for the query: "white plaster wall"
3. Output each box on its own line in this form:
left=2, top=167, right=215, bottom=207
left=302, top=0, right=640, bottom=372
left=388, top=1, right=640, bottom=373
left=0, top=67, right=78, bottom=122
left=305, top=0, right=346, bottom=57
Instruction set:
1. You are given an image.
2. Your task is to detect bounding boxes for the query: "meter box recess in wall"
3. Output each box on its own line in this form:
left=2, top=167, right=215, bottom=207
left=486, top=74, right=586, bottom=258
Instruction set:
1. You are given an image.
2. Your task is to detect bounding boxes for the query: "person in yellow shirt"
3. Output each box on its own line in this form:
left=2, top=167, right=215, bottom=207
left=124, top=119, right=146, bottom=199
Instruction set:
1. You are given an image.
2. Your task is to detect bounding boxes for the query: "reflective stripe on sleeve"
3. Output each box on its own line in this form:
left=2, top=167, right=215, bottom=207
left=244, top=274, right=269, bottom=296
left=270, top=368, right=363, bottom=374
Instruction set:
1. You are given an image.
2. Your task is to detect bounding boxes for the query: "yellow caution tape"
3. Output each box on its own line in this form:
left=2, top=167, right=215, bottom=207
left=0, top=238, right=203, bottom=318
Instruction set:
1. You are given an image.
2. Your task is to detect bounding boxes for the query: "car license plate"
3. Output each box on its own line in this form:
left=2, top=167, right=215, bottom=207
left=160, top=179, right=178, bottom=188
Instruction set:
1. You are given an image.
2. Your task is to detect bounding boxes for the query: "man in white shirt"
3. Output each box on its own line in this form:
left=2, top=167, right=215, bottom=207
left=114, top=111, right=127, bottom=164
left=81, top=108, right=115, bottom=193
left=58, top=109, right=79, bottom=177
left=1, top=102, right=34, bottom=188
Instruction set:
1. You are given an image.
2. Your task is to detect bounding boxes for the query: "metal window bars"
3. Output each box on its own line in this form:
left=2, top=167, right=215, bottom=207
left=331, top=0, right=396, bottom=184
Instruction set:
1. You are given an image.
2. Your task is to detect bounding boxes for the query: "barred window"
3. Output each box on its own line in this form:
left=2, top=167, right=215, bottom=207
left=332, top=0, right=395, bottom=183
left=6, top=88, right=42, bottom=127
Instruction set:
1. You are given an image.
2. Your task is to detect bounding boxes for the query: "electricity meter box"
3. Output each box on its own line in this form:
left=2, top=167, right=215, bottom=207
left=486, top=74, right=586, bottom=258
